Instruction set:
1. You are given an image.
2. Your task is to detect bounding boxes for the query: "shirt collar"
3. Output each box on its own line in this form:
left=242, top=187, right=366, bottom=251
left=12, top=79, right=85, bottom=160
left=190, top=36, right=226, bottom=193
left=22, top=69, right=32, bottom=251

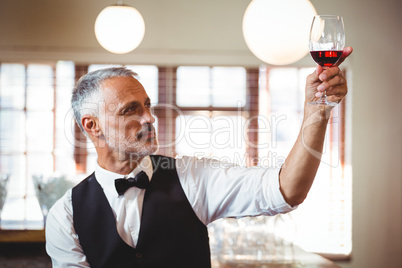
left=95, top=155, right=154, bottom=193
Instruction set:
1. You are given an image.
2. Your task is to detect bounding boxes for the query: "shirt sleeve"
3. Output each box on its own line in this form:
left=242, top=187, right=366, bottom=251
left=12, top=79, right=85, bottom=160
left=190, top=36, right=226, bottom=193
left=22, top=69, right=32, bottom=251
left=176, top=156, right=297, bottom=225
left=45, top=189, right=90, bottom=268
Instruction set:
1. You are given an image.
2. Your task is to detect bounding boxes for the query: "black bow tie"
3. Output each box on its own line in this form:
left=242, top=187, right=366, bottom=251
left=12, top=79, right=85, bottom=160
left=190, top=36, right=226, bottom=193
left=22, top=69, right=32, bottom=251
left=115, top=171, right=150, bottom=196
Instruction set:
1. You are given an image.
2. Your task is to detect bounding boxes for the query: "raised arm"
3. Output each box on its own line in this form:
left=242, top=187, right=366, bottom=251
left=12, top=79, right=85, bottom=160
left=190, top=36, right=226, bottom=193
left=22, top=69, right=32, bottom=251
left=279, top=47, right=353, bottom=206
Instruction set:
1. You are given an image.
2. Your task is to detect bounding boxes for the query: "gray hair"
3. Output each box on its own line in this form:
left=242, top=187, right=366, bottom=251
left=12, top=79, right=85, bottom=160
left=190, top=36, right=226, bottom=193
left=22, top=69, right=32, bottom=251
left=71, top=67, right=138, bottom=134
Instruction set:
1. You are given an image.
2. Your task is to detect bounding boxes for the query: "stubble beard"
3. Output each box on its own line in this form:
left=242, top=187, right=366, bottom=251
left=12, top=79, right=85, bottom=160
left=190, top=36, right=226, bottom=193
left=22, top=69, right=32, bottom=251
left=105, top=126, right=159, bottom=162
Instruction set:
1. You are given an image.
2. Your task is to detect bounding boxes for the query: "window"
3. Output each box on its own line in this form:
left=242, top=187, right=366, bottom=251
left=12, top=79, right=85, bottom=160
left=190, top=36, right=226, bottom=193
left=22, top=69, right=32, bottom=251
left=0, top=62, right=75, bottom=229
left=174, top=66, right=249, bottom=163
left=176, top=66, right=247, bottom=107
left=175, top=113, right=247, bottom=164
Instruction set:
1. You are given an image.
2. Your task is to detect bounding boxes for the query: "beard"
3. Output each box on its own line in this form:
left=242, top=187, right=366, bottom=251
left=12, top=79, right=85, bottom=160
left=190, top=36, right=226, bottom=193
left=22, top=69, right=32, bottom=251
left=104, top=123, right=159, bottom=160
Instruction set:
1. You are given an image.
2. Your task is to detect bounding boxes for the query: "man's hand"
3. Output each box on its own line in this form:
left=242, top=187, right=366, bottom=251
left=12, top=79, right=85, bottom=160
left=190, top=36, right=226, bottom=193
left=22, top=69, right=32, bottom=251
left=279, top=47, right=353, bottom=206
left=305, top=47, right=353, bottom=104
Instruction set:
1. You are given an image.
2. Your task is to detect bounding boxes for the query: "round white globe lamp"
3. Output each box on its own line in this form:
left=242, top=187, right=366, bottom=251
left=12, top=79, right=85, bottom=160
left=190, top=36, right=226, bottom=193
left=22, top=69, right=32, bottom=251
left=242, top=0, right=317, bottom=65
left=95, top=4, right=145, bottom=54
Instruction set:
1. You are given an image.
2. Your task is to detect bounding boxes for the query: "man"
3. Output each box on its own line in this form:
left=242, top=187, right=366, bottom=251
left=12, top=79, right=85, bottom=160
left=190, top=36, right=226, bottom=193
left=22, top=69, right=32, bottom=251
left=46, top=47, right=353, bottom=268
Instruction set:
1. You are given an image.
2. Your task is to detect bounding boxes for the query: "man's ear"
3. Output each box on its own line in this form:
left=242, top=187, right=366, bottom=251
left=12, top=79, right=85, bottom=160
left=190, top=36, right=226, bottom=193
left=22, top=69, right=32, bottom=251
left=81, top=115, right=102, bottom=137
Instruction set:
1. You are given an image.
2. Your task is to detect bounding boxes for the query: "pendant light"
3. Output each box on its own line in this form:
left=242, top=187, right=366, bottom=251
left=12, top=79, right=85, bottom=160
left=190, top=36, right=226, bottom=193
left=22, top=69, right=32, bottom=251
left=242, top=0, right=317, bottom=65
left=95, top=1, right=145, bottom=54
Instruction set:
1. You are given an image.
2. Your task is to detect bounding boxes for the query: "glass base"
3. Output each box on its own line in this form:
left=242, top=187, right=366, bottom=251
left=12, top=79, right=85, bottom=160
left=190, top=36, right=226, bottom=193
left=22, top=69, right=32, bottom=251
left=308, top=98, right=337, bottom=106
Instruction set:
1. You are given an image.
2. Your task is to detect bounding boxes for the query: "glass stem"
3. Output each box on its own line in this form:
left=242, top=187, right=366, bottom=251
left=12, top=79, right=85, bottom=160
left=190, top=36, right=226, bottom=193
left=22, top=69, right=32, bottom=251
left=320, top=66, right=329, bottom=100
left=321, top=90, right=328, bottom=100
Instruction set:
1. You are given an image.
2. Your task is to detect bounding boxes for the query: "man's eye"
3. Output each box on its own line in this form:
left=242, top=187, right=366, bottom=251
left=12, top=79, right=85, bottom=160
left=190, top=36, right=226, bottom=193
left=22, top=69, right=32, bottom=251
left=122, top=106, right=137, bottom=114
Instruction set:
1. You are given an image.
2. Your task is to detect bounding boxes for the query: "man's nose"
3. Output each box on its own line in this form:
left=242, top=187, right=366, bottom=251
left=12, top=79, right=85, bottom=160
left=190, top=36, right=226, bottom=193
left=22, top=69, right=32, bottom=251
left=141, top=108, right=155, bottom=125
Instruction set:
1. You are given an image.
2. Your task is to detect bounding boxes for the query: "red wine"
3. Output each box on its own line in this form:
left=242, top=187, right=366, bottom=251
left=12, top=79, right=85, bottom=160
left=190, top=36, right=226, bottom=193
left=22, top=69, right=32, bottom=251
left=310, top=50, right=343, bottom=67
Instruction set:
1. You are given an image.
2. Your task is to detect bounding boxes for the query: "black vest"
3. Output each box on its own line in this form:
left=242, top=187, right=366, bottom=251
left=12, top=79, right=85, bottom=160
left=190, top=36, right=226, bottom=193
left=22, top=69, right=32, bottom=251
left=72, top=155, right=211, bottom=268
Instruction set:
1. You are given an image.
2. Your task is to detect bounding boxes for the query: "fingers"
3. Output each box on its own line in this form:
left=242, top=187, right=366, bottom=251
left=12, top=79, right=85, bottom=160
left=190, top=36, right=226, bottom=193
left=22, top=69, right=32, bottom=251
left=307, top=65, right=326, bottom=85
left=317, top=67, right=342, bottom=86
left=342, top=47, right=354, bottom=59
left=315, top=65, right=324, bottom=76
left=316, top=67, right=347, bottom=101
left=335, top=46, right=353, bottom=66
left=326, top=82, right=347, bottom=99
left=317, top=72, right=342, bottom=91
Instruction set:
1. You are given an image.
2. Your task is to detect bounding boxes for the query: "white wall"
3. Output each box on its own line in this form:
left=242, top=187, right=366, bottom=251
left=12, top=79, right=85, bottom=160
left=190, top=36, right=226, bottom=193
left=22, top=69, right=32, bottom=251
left=0, top=0, right=401, bottom=267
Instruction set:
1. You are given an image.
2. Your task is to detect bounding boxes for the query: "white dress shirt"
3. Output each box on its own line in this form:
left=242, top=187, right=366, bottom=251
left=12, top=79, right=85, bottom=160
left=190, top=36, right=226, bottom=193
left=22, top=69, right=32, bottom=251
left=46, top=155, right=295, bottom=267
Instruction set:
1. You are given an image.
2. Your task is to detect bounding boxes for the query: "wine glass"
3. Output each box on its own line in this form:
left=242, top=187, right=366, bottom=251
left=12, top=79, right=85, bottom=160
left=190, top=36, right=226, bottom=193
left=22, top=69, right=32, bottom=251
left=308, top=15, right=345, bottom=106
